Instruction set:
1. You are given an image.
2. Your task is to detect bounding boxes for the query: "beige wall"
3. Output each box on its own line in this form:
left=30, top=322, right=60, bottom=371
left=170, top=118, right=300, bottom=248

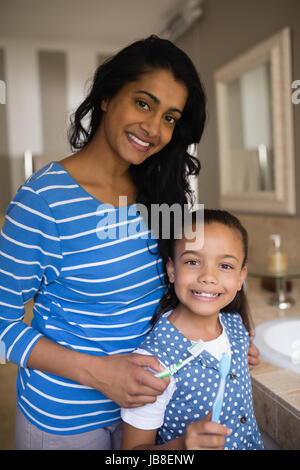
left=175, top=0, right=300, bottom=270
left=0, top=48, right=11, bottom=212
left=237, top=213, right=300, bottom=269
left=1, top=1, right=300, bottom=270
left=38, top=50, right=69, bottom=161
left=177, top=0, right=300, bottom=216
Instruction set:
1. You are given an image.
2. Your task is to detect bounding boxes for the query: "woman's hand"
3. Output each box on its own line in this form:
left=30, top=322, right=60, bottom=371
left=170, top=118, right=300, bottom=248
left=84, top=353, right=170, bottom=408
left=248, top=330, right=260, bottom=368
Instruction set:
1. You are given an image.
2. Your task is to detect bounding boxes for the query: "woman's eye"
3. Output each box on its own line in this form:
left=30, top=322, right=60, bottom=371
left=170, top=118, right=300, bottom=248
left=164, top=115, right=177, bottom=126
left=136, top=99, right=149, bottom=111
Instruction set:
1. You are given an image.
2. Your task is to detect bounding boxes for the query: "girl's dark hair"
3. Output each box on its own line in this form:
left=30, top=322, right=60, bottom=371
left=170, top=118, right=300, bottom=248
left=68, top=35, right=206, bottom=214
left=154, top=209, right=253, bottom=333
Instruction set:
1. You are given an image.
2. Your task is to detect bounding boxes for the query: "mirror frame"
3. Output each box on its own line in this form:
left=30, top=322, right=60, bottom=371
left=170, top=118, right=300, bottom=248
left=215, top=27, right=295, bottom=215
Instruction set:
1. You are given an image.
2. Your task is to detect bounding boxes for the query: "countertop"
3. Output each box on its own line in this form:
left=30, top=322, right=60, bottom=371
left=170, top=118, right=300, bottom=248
left=248, top=277, right=300, bottom=450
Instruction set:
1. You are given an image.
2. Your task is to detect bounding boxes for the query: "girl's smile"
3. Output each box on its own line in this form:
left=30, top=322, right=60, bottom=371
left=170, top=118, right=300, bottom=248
left=190, top=290, right=222, bottom=301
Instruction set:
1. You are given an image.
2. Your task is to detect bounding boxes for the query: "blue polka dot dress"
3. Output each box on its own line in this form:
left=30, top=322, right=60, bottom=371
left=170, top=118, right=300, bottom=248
left=139, top=312, right=264, bottom=450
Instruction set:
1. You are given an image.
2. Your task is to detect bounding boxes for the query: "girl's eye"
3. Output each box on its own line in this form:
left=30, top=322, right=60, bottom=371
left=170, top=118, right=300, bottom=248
left=136, top=99, right=150, bottom=111
left=186, top=260, right=198, bottom=266
left=220, top=263, right=233, bottom=270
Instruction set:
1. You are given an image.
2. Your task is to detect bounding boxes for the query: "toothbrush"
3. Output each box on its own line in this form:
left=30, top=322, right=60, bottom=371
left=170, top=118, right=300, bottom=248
left=155, top=339, right=205, bottom=378
left=211, top=352, right=231, bottom=422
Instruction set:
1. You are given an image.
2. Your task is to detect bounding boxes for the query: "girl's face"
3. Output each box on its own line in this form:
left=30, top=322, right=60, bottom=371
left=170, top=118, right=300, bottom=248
left=98, top=68, right=188, bottom=166
left=166, top=222, right=247, bottom=320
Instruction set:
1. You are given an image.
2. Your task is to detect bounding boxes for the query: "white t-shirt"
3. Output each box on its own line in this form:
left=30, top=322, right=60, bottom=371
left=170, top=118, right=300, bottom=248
left=121, top=315, right=231, bottom=430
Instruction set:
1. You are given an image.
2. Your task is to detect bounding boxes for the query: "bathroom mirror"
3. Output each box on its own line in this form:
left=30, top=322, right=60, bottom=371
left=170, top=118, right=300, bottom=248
left=215, top=28, right=296, bottom=215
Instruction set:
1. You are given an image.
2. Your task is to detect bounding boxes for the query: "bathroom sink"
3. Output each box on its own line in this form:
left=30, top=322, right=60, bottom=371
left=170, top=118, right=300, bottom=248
left=254, top=317, right=300, bottom=374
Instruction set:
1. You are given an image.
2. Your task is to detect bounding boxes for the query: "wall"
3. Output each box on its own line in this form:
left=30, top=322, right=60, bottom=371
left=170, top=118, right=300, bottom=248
left=38, top=50, right=69, bottom=158
left=177, top=0, right=300, bottom=215
left=0, top=38, right=111, bottom=213
left=237, top=213, right=300, bottom=268
left=0, top=49, right=10, bottom=211
left=175, top=0, right=300, bottom=270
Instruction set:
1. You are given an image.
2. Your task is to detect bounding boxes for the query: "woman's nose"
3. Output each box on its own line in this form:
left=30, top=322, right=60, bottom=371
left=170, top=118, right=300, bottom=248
left=140, top=114, right=161, bottom=138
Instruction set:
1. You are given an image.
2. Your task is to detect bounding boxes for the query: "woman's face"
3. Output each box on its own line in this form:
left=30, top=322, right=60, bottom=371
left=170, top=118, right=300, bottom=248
left=98, top=68, right=188, bottom=166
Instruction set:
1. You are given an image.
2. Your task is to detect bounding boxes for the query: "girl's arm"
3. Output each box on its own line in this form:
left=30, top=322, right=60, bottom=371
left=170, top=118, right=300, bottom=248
left=121, top=413, right=231, bottom=450
left=121, top=422, right=185, bottom=450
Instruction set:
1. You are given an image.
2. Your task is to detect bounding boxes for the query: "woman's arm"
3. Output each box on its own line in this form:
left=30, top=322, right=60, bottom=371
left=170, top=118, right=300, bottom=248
left=248, top=330, right=260, bottom=368
left=121, top=414, right=231, bottom=450
left=0, top=185, right=169, bottom=408
left=27, top=336, right=169, bottom=408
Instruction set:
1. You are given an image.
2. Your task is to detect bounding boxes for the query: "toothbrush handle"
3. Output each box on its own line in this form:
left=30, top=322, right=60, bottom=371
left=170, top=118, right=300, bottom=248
left=212, top=379, right=225, bottom=422
left=155, top=362, right=180, bottom=378
left=155, top=356, right=194, bottom=378
left=155, top=369, right=171, bottom=379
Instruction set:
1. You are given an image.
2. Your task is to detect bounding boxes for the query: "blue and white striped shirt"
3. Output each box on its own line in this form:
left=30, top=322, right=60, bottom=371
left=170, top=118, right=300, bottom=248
left=0, top=161, right=166, bottom=434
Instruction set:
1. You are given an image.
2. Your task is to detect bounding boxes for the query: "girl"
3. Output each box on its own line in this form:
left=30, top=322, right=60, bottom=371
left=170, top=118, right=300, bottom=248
left=121, top=209, right=264, bottom=450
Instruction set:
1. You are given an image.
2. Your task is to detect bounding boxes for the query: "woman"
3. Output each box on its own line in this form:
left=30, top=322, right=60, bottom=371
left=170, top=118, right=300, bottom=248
left=0, top=36, right=258, bottom=450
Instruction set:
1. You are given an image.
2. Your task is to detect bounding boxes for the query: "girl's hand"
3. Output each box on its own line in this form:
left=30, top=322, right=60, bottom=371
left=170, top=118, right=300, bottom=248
left=121, top=412, right=231, bottom=450
left=84, top=353, right=170, bottom=408
left=184, top=412, right=231, bottom=450
left=248, top=330, right=260, bottom=368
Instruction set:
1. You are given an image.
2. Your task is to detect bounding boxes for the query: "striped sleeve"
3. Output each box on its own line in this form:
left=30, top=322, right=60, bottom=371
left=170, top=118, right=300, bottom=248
left=0, top=185, right=63, bottom=367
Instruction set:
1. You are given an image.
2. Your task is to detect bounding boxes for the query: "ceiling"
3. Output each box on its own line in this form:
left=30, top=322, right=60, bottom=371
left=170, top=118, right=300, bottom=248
left=0, top=0, right=189, bottom=50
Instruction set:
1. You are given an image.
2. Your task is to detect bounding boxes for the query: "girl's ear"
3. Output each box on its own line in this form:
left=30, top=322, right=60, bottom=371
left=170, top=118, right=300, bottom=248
left=237, top=265, right=248, bottom=291
left=166, top=257, right=175, bottom=283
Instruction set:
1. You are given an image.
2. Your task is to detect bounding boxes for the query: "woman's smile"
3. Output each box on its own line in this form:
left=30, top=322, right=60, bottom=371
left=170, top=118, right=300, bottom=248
left=126, top=132, right=153, bottom=152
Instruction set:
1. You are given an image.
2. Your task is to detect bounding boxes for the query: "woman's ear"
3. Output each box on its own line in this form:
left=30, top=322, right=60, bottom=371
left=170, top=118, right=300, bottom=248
left=166, top=257, right=175, bottom=283
left=101, top=98, right=109, bottom=112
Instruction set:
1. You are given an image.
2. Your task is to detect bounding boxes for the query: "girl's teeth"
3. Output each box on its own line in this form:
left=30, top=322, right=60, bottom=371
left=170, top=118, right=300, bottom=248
left=192, top=291, right=219, bottom=297
left=128, top=133, right=150, bottom=147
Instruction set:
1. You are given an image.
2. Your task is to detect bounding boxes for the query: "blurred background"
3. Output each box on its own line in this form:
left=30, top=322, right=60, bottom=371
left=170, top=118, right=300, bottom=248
left=0, top=0, right=300, bottom=450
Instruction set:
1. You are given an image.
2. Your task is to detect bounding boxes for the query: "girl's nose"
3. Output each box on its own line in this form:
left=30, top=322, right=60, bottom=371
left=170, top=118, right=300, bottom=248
left=197, top=266, right=218, bottom=284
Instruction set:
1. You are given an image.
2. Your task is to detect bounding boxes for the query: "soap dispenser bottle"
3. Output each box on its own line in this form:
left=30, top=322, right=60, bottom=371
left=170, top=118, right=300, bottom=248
left=268, top=234, right=288, bottom=274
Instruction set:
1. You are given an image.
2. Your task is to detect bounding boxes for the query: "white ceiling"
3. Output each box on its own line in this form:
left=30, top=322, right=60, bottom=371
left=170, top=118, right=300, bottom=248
left=0, top=0, right=188, bottom=50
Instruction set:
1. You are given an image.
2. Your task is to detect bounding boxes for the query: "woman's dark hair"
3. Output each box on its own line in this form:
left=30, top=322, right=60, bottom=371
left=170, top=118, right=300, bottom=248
left=153, top=209, right=253, bottom=333
left=68, top=35, right=206, bottom=213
